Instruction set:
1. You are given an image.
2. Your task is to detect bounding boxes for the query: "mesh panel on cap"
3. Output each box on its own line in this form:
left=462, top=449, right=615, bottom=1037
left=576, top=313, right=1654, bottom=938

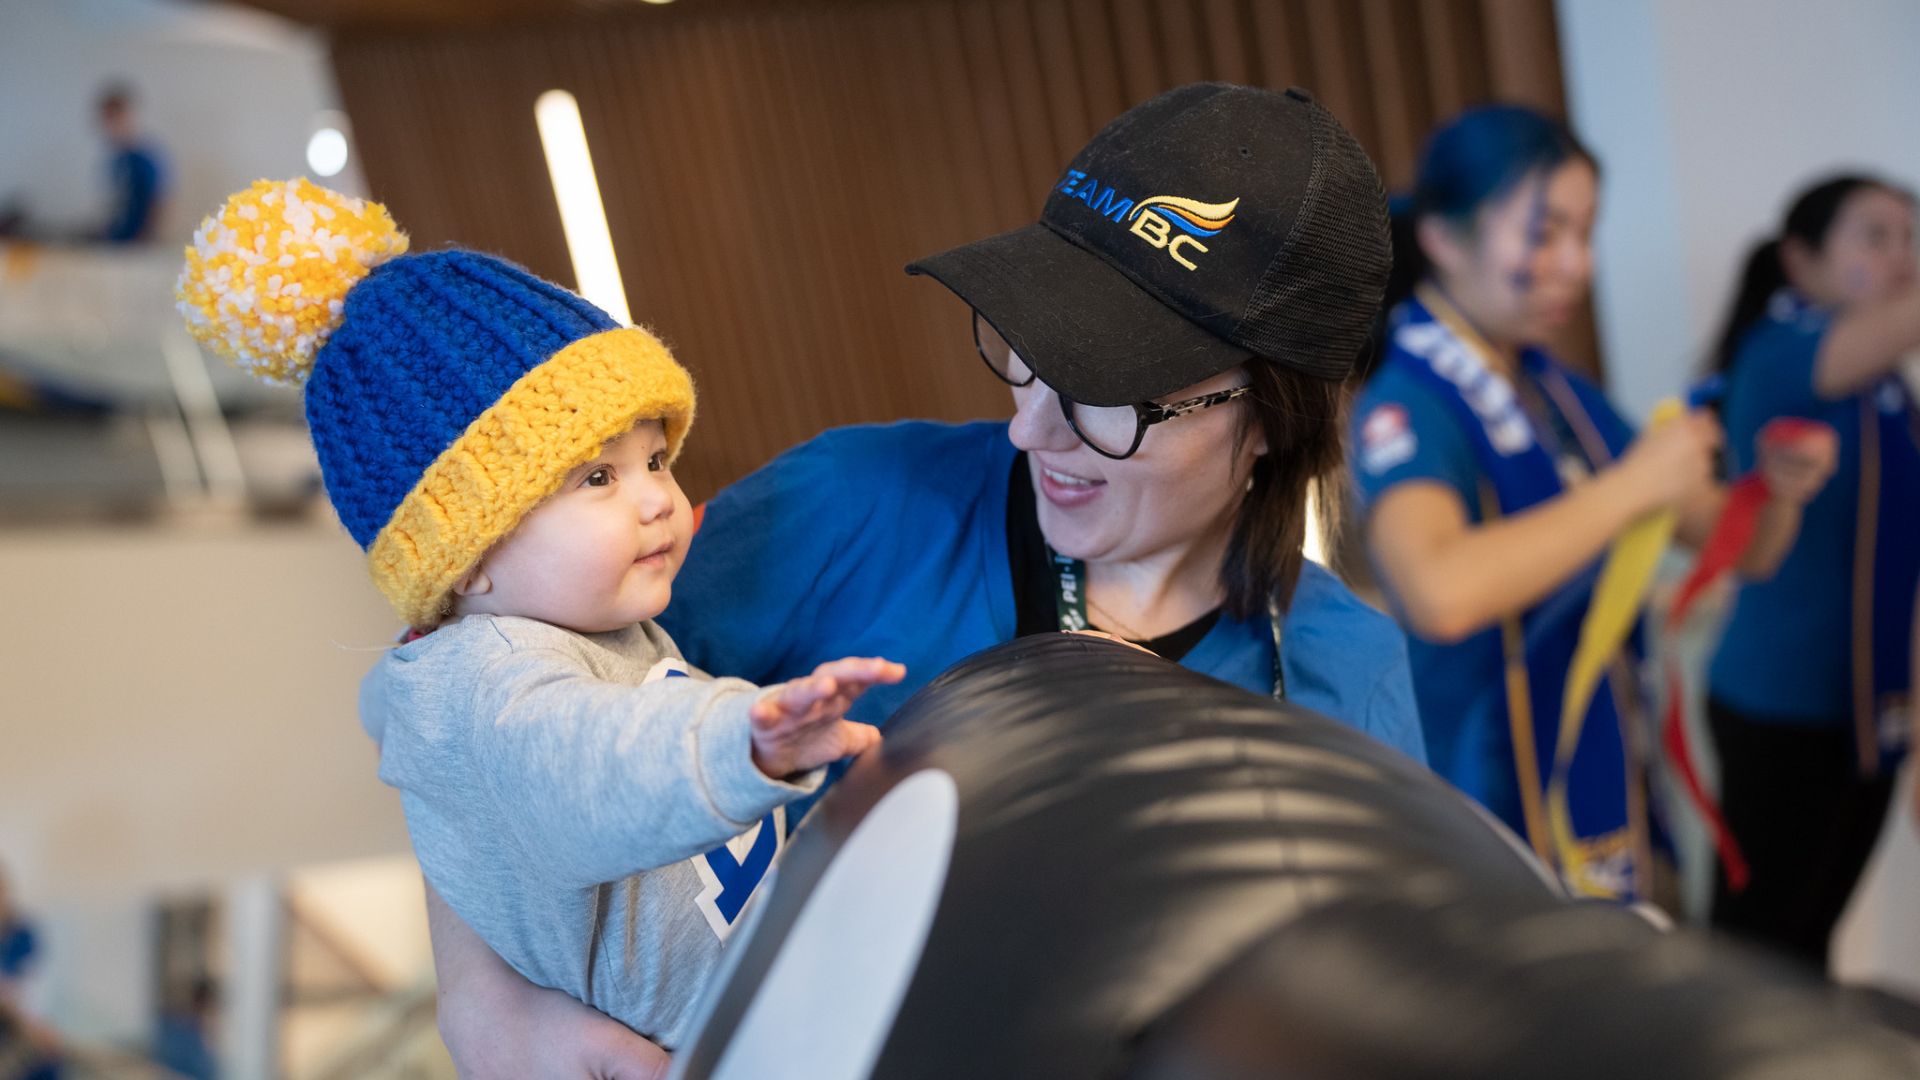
left=1235, top=102, right=1390, bottom=379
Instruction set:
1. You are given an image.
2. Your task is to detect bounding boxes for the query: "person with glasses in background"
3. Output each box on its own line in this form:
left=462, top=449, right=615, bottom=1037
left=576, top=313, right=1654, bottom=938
left=424, top=82, right=1425, bottom=1078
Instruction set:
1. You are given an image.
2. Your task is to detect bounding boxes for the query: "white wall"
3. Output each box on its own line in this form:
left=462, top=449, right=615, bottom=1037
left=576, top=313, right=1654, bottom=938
left=0, top=518, right=411, bottom=906
left=1557, top=0, right=1920, bottom=421
left=32, top=898, right=155, bottom=1046
left=0, top=0, right=362, bottom=245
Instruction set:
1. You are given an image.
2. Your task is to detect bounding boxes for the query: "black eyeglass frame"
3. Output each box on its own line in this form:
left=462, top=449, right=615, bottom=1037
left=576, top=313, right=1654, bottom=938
left=972, top=311, right=1253, bottom=460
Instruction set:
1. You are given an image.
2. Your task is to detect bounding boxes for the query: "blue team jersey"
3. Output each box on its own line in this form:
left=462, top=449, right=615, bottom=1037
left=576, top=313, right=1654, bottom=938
left=1351, top=357, right=1636, bottom=828
left=1710, top=304, right=1873, bottom=723
left=659, top=421, right=1426, bottom=785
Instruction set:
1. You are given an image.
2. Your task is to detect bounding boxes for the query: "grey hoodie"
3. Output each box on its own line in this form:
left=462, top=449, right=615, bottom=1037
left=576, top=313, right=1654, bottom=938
left=360, top=614, right=820, bottom=1046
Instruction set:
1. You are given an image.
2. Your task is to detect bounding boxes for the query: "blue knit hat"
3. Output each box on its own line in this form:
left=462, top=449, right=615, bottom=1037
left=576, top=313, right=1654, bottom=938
left=310, top=248, right=620, bottom=545
left=177, top=179, right=696, bottom=626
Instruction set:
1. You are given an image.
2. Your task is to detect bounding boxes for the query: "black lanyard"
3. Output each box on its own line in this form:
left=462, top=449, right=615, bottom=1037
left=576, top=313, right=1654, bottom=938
left=1050, top=549, right=1286, bottom=702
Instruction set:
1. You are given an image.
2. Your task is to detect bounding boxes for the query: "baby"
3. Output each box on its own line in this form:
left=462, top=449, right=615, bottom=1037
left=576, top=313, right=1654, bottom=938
left=176, top=179, right=901, bottom=1046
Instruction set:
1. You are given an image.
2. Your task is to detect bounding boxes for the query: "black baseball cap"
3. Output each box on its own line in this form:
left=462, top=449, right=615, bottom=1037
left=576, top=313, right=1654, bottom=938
left=907, top=83, right=1389, bottom=407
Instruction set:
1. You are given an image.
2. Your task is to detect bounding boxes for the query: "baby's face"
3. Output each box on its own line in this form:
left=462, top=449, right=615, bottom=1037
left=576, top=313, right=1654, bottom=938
left=456, top=421, right=693, bottom=633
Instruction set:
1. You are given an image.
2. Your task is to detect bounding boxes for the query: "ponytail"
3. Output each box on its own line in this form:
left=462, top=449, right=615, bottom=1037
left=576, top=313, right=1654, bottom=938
left=1383, top=194, right=1426, bottom=316
left=1356, top=195, right=1427, bottom=383
left=1706, top=239, right=1785, bottom=377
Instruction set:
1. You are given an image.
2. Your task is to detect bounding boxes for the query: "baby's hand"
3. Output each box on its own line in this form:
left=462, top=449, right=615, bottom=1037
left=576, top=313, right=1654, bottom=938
left=749, top=657, right=904, bottom=779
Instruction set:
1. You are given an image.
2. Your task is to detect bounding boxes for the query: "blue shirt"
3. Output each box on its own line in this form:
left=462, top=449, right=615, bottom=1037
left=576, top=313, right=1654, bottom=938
left=155, top=1014, right=219, bottom=1080
left=1351, top=362, right=1634, bottom=821
left=105, top=143, right=164, bottom=244
left=0, top=920, right=35, bottom=980
left=1709, top=308, right=1864, bottom=723
left=659, top=421, right=1426, bottom=769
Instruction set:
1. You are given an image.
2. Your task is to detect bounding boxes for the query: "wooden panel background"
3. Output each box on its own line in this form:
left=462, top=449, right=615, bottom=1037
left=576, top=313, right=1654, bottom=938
left=329, top=0, right=1581, bottom=501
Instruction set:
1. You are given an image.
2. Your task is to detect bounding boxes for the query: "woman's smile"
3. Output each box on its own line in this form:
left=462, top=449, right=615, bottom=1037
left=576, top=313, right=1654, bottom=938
left=1036, top=461, right=1105, bottom=508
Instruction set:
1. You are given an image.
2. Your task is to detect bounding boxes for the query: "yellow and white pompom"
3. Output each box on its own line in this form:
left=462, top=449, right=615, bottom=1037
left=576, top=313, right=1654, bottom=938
left=176, top=178, right=409, bottom=385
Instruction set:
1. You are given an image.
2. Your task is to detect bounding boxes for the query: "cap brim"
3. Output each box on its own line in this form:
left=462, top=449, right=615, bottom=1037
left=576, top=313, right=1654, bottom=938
left=906, top=224, right=1247, bottom=407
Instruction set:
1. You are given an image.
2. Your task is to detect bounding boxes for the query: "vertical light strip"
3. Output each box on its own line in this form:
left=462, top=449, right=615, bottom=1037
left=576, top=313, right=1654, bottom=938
left=534, top=89, right=632, bottom=325
left=1303, top=486, right=1327, bottom=566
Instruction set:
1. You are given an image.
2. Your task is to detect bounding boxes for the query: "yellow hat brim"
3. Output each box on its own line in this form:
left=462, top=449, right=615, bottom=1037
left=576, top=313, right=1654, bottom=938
left=366, top=327, right=695, bottom=627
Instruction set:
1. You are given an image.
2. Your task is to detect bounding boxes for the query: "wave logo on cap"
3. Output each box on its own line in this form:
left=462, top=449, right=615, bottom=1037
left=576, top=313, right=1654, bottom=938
left=1124, top=195, right=1238, bottom=270
left=1055, top=170, right=1237, bottom=272
left=1128, top=195, right=1239, bottom=236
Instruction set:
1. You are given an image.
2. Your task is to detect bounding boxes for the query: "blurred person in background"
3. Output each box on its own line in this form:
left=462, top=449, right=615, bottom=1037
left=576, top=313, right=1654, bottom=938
left=0, top=871, right=33, bottom=1004
left=93, top=81, right=167, bottom=245
left=0, top=81, right=167, bottom=245
left=1701, top=174, right=1920, bottom=971
left=153, top=977, right=218, bottom=1080
left=1353, top=105, right=1834, bottom=904
left=0, top=866, right=60, bottom=1080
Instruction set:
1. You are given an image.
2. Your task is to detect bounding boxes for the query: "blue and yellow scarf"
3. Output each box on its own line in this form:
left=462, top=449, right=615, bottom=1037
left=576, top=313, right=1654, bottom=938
left=1385, top=287, right=1645, bottom=898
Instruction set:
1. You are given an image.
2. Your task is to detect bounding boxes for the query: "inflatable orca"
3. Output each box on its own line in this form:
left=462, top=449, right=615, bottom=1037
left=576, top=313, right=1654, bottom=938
left=672, top=634, right=1920, bottom=1079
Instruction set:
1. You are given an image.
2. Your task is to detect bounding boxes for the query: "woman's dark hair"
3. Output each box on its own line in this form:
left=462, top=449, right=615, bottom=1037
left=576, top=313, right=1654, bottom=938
left=1383, top=104, right=1597, bottom=314
left=1705, top=175, right=1914, bottom=376
left=1223, top=359, right=1346, bottom=619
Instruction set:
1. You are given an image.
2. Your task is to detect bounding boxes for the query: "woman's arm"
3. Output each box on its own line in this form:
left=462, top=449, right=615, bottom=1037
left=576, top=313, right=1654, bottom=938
left=1672, top=420, right=1838, bottom=576
left=1672, top=483, right=1728, bottom=552
left=1811, top=284, right=1920, bottom=399
left=426, top=884, right=671, bottom=1080
left=1730, top=498, right=1809, bottom=580
left=1733, top=426, right=1839, bottom=578
left=1367, top=413, right=1718, bottom=644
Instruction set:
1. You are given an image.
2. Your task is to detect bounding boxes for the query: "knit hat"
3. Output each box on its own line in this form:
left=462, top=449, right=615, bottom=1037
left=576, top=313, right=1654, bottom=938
left=176, top=178, right=695, bottom=627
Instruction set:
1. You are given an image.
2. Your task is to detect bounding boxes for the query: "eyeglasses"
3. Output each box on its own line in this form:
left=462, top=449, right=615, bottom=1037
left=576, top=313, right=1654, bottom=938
left=973, top=311, right=1252, bottom=460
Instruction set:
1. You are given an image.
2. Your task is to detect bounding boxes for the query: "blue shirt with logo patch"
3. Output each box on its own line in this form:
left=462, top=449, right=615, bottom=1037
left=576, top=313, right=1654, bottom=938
left=1350, top=360, right=1635, bottom=822
left=660, top=420, right=1426, bottom=808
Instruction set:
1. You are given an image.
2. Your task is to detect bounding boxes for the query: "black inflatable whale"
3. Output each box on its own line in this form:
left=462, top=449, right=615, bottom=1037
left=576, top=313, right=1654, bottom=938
left=673, top=634, right=1920, bottom=1079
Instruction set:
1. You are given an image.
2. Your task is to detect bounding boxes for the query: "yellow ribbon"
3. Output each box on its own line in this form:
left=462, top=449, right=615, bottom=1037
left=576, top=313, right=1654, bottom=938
left=1547, top=397, right=1683, bottom=894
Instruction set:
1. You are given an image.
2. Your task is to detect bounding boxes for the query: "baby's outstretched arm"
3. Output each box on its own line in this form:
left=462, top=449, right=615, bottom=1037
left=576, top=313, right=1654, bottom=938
left=371, top=640, right=905, bottom=891
left=748, top=658, right=903, bottom=778
left=382, top=649, right=823, bottom=890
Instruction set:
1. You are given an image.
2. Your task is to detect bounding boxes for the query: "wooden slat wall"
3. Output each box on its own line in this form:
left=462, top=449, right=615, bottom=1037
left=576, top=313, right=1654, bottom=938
left=331, top=0, right=1580, bottom=501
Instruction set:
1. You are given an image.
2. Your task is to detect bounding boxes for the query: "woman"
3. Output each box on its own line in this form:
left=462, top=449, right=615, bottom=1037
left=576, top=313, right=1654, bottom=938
left=427, top=82, right=1422, bottom=1077
left=1353, top=106, right=1832, bottom=902
left=1703, top=174, right=1920, bottom=969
